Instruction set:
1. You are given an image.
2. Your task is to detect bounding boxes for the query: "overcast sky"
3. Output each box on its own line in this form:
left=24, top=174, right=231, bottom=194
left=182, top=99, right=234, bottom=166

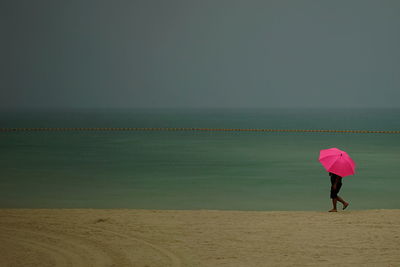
left=1, top=0, right=400, bottom=109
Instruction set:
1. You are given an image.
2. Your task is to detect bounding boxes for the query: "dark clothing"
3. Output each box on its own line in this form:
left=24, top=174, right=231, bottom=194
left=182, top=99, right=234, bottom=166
left=330, top=173, right=342, bottom=199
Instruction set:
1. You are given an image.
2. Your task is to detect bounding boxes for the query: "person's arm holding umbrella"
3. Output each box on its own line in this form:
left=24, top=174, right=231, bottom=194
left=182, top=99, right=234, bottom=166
left=331, top=176, right=339, bottom=191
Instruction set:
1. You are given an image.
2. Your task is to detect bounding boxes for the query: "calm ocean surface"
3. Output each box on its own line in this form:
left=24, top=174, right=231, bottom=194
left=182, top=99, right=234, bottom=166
left=1, top=108, right=399, bottom=211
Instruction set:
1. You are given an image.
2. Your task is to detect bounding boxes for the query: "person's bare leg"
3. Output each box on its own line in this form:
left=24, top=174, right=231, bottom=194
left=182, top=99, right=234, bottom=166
left=337, top=196, right=349, bottom=209
left=329, top=198, right=338, bottom=212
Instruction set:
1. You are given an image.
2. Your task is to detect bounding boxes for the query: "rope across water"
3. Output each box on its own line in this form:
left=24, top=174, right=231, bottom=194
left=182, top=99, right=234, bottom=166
left=1, top=128, right=399, bottom=134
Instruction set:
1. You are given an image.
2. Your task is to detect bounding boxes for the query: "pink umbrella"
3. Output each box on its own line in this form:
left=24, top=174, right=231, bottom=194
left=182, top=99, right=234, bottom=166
left=319, top=148, right=356, bottom=177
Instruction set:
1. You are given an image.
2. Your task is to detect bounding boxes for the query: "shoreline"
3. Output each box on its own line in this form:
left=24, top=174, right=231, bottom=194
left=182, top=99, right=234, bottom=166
left=1, top=209, right=399, bottom=266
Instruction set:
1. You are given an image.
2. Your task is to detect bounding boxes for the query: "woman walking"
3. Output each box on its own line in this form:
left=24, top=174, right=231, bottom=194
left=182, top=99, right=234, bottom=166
left=329, top=172, right=349, bottom=212
left=318, top=148, right=355, bottom=212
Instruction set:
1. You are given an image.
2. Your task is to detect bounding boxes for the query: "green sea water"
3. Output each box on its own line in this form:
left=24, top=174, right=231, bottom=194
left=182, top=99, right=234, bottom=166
left=0, top=108, right=399, bottom=211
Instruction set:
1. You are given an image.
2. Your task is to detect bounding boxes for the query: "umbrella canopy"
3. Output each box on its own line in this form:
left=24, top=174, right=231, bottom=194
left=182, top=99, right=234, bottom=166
left=319, top=148, right=356, bottom=177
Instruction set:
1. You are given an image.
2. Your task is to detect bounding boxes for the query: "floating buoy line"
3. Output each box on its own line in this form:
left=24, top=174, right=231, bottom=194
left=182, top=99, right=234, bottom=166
left=0, top=128, right=399, bottom=134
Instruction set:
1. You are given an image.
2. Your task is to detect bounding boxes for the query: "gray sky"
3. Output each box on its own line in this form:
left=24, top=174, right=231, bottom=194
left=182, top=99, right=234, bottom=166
left=1, top=0, right=400, bottom=109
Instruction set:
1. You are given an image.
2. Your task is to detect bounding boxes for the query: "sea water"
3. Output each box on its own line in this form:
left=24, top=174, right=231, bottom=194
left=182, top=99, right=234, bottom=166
left=0, top=108, right=399, bottom=211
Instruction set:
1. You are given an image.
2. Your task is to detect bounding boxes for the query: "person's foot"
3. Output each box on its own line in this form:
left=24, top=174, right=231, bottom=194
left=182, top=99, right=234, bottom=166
left=343, top=202, right=349, bottom=210
left=328, top=209, right=337, bottom=212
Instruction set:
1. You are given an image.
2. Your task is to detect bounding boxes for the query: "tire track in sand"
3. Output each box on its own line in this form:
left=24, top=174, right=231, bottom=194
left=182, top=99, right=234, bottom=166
left=90, top=224, right=182, bottom=267
left=0, top=222, right=181, bottom=267
left=0, top=225, right=120, bottom=266
left=0, top=230, right=81, bottom=266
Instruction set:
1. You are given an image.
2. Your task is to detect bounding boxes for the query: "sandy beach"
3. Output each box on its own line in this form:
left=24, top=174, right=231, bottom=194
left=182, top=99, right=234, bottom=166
left=0, top=209, right=399, bottom=267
